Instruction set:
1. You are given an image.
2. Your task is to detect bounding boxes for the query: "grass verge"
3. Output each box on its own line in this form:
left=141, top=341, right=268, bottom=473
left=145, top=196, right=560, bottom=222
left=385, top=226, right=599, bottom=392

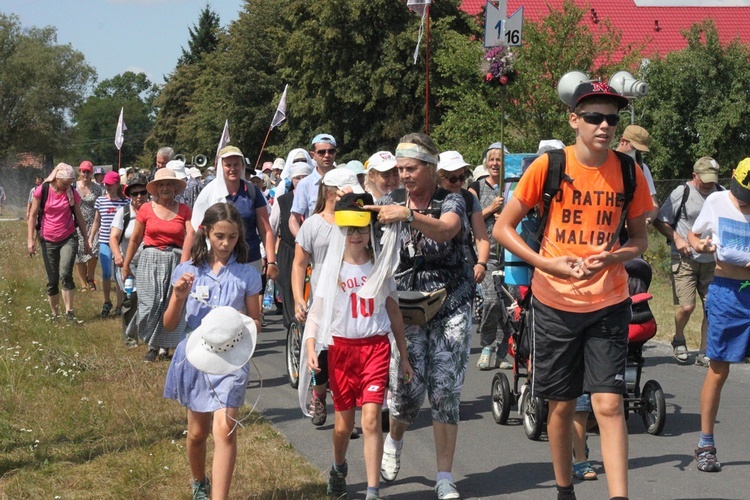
left=0, top=218, right=326, bottom=499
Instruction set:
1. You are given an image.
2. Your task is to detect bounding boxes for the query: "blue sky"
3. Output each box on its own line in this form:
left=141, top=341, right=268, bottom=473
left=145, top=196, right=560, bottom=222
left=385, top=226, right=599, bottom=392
left=1, top=0, right=245, bottom=85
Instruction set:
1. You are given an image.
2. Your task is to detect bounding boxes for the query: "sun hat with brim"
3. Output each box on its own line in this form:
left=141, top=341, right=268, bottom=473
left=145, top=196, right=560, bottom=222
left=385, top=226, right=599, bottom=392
left=438, top=151, right=470, bottom=172
left=166, top=159, right=188, bottom=180
left=731, top=158, right=750, bottom=204
left=124, top=173, right=149, bottom=196
left=323, top=168, right=364, bottom=194
left=188, top=167, right=202, bottom=179
left=185, top=306, right=257, bottom=375
left=335, top=192, right=374, bottom=227
left=693, top=156, right=720, bottom=184
left=219, top=145, right=244, bottom=159
left=367, top=151, right=397, bottom=172
left=147, top=168, right=187, bottom=196
left=570, top=81, right=629, bottom=110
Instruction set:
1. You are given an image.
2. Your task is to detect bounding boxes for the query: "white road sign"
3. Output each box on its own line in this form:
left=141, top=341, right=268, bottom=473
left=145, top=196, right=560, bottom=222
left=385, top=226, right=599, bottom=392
left=484, top=0, right=524, bottom=48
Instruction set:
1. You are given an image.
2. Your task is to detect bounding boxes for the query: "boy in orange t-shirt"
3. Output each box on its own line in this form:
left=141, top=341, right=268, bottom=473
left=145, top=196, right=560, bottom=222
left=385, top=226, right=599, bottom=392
left=494, top=81, right=652, bottom=500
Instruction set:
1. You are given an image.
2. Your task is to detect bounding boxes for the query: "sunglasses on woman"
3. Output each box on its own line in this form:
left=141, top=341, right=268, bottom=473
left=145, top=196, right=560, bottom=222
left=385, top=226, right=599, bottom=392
left=129, top=190, right=148, bottom=197
left=445, top=174, right=466, bottom=184
left=576, top=112, right=620, bottom=126
left=346, top=226, right=370, bottom=235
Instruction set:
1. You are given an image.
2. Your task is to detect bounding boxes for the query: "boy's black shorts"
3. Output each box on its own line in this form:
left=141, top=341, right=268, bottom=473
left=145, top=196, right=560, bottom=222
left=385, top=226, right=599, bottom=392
left=530, top=296, right=631, bottom=401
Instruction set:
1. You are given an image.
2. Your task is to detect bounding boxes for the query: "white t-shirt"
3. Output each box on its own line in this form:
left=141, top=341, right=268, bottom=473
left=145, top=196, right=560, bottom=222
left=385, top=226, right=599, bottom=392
left=692, top=191, right=750, bottom=267
left=330, top=261, right=395, bottom=339
left=111, top=204, right=136, bottom=258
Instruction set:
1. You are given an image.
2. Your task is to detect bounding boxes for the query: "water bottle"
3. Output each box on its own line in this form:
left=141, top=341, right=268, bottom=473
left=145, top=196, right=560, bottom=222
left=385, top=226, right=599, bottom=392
left=124, top=277, right=134, bottom=298
left=262, top=279, right=275, bottom=312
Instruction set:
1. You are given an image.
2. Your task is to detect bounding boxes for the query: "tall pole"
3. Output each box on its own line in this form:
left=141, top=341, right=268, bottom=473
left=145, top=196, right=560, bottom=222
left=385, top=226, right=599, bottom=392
left=254, top=126, right=273, bottom=171
left=118, top=148, right=122, bottom=171
left=425, top=3, right=430, bottom=135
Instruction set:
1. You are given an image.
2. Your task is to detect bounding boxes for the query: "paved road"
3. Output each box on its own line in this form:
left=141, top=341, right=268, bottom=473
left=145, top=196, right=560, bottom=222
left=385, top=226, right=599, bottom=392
left=249, top=313, right=750, bottom=499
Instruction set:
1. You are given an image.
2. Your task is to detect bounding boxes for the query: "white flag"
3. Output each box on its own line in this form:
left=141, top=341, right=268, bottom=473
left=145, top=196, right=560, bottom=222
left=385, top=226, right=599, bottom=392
left=114, top=107, right=127, bottom=150
left=271, top=84, right=288, bottom=129
left=407, top=0, right=431, bottom=64
left=214, top=119, right=231, bottom=166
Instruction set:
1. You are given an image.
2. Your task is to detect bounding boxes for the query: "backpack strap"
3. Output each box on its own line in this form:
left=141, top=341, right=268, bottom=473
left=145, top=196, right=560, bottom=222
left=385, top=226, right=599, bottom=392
left=670, top=183, right=690, bottom=229
left=605, top=151, right=637, bottom=252
left=530, top=149, right=567, bottom=245
left=118, top=207, right=132, bottom=245
left=35, top=182, right=50, bottom=231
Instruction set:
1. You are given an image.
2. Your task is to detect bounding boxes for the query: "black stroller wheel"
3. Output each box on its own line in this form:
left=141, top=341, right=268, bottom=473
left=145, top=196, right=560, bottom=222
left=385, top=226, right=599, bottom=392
left=641, top=380, right=666, bottom=435
left=522, top=391, right=545, bottom=440
left=286, top=321, right=303, bottom=389
left=491, top=373, right=512, bottom=424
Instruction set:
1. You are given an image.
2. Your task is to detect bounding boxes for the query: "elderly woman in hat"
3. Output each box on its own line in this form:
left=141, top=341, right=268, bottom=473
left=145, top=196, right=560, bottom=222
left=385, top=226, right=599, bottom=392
left=370, top=133, right=473, bottom=500
left=110, top=173, right=150, bottom=346
left=27, top=163, right=92, bottom=321
left=74, top=160, right=103, bottom=292
left=123, top=168, right=194, bottom=362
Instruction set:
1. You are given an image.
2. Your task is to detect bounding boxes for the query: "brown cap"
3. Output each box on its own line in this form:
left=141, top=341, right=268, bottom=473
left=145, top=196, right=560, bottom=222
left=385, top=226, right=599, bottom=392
left=693, top=156, right=720, bottom=184
left=622, top=125, right=651, bottom=152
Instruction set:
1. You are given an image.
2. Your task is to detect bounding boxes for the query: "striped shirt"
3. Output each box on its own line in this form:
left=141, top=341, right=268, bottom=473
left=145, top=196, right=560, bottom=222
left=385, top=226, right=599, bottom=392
left=94, top=195, right=130, bottom=245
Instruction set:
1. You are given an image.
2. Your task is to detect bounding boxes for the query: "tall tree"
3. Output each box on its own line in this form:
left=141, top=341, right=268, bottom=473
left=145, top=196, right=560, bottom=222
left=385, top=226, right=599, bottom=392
left=0, top=13, right=96, bottom=161
left=178, top=4, right=221, bottom=66
left=432, top=0, right=643, bottom=162
left=72, top=72, right=158, bottom=166
left=638, top=20, right=750, bottom=179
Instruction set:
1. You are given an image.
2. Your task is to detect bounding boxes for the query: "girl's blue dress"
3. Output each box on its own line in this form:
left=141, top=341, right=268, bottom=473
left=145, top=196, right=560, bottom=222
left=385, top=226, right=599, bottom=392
left=163, top=255, right=261, bottom=412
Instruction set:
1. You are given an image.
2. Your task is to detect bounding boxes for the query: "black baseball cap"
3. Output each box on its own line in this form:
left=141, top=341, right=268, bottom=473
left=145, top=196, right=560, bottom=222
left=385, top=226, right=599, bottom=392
left=334, top=192, right=374, bottom=227
left=570, top=81, right=629, bottom=110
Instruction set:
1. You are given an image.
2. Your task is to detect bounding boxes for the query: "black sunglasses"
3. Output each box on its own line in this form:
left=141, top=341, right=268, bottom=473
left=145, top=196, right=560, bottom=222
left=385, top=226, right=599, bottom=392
left=445, top=174, right=466, bottom=184
left=346, top=226, right=370, bottom=235
left=315, top=148, right=337, bottom=156
left=576, top=112, right=620, bottom=126
left=129, top=190, right=148, bottom=197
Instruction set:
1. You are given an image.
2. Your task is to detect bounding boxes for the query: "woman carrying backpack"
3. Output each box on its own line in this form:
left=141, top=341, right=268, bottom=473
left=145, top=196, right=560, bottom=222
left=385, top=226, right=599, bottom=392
left=27, top=163, right=92, bottom=322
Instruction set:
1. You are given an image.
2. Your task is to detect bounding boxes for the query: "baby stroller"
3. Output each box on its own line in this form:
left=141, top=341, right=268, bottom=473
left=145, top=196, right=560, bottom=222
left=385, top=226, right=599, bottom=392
left=490, top=258, right=666, bottom=439
left=490, top=284, right=548, bottom=440
left=622, top=258, right=666, bottom=435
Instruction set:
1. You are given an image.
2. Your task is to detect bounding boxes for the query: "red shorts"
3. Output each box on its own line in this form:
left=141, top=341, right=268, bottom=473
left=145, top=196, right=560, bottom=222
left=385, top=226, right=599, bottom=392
left=328, top=335, right=390, bottom=412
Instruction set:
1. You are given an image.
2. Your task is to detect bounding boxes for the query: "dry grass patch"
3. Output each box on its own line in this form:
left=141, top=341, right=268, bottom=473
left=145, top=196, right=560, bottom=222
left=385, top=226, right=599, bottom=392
left=0, top=220, right=325, bottom=498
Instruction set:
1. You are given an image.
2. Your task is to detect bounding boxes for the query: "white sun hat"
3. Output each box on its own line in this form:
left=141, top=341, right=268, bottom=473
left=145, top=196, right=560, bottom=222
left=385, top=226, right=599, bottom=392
left=185, top=306, right=257, bottom=375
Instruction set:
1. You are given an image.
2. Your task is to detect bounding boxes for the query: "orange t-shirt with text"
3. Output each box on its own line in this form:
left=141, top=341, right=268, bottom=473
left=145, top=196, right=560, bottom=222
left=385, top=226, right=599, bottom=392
left=513, top=147, right=653, bottom=313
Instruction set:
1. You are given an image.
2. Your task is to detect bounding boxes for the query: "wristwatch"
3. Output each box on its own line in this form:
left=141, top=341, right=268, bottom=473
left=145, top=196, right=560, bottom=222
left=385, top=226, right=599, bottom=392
left=405, top=208, right=415, bottom=224
left=477, top=262, right=488, bottom=269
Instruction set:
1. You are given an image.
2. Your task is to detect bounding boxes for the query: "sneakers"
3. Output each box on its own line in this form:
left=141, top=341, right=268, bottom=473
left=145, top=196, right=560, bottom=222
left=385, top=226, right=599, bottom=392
left=312, top=396, right=327, bottom=426
left=157, top=347, right=169, bottom=361
left=671, top=336, right=689, bottom=364
left=695, top=353, right=710, bottom=367
left=124, top=337, right=138, bottom=349
left=192, top=477, right=211, bottom=500
left=65, top=311, right=75, bottom=323
left=435, top=478, right=460, bottom=499
left=101, top=301, right=113, bottom=318
left=113, top=307, right=122, bottom=317
left=327, top=463, right=348, bottom=498
left=380, top=446, right=402, bottom=482
left=695, top=446, right=721, bottom=472
left=477, top=347, right=492, bottom=370
left=144, top=349, right=158, bottom=362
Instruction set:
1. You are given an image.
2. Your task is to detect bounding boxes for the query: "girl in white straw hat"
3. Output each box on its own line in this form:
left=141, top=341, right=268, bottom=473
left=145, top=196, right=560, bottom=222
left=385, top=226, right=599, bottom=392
left=162, top=202, right=262, bottom=500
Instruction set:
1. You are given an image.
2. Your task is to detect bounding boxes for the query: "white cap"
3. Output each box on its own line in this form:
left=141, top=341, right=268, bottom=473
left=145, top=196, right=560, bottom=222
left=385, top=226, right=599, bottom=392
left=537, top=139, right=566, bottom=154
left=437, top=151, right=470, bottom=172
left=346, top=160, right=365, bottom=176
left=166, top=159, right=188, bottom=180
left=323, top=168, right=364, bottom=194
left=367, top=151, right=397, bottom=172
left=188, top=167, right=202, bottom=179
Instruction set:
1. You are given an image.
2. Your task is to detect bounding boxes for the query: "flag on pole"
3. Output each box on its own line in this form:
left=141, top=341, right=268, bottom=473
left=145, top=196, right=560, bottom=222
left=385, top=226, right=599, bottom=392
left=114, top=107, right=127, bottom=150
left=214, top=119, right=231, bottom=166
left=407, top=0, right=431, bottom=64
left=271, top=84, right=288, bottom=129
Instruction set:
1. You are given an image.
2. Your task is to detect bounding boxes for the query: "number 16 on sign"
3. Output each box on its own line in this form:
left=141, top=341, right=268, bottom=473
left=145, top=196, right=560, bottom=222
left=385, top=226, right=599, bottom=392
left=484, top=0, right=524, bottom=47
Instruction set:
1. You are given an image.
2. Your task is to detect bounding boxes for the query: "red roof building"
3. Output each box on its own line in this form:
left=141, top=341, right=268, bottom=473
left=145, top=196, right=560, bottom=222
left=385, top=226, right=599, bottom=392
left=460, top=0, right=750, bottom=58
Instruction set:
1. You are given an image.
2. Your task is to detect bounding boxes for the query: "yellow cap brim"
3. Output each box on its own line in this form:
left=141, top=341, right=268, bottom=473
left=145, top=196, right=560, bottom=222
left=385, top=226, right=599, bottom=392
left=335, top=210, right=371, bottom=227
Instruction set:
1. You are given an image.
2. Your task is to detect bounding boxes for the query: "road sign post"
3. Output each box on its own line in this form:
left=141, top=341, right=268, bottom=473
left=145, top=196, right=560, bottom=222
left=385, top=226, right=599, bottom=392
left=484, top=0, right=524, bottom=48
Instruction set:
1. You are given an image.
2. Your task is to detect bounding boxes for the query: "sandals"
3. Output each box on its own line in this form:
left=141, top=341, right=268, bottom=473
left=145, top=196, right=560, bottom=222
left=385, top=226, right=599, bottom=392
left=572, top=461, right=597, bottom=481
left=87, top=278, right=97, bottom=291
